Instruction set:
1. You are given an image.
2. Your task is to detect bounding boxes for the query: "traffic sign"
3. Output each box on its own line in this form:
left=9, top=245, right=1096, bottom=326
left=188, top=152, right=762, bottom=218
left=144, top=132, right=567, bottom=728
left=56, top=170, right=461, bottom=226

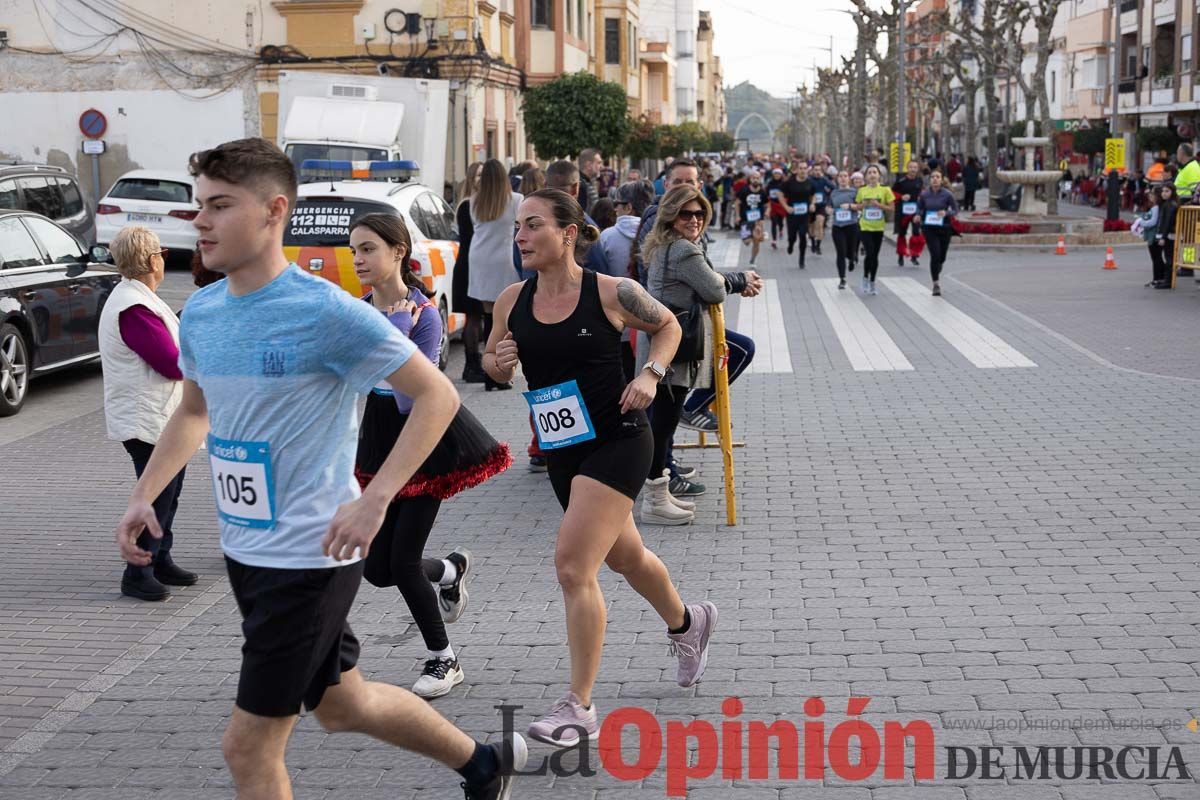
left=81, top=139, right=105, bottom=155
left=79, top=108, right=107, bottom=139
left=1104, top=137, right=1125, bottom=172
left=889, top=142, right=912, bottom=175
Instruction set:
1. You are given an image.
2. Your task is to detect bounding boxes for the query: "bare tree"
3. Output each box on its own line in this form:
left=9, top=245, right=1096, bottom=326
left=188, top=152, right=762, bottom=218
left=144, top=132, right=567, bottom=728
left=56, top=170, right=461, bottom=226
left=957, top=0, right=1022, bottom=194
left=1019, top=0, right=1068, bottom=214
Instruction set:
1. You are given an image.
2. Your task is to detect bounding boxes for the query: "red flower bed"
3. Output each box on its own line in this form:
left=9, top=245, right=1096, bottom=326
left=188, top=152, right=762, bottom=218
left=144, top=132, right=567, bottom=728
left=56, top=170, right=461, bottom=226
left=950, top=218, right=1031, bottom=234
left=1103, top=219, right=1131, bottom=232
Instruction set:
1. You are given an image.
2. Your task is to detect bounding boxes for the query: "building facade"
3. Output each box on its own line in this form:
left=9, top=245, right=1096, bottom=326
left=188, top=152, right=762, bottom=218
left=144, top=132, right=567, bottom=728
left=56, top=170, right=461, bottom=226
left=593, top=0, right=642, bottom=115
left=640, top=0, right=698, bottom=121
left=695, top=10, right=725, bottom=133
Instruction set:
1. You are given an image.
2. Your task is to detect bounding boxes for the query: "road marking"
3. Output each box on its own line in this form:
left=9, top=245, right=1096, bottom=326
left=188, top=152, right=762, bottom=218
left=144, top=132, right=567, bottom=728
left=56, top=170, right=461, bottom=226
left=708, top=237, right=741, bottom=269
left=879, top=277, right=1037, bottom=368
left=811, top=279, right=914, bottom=371
left=739, top=278, right=793, bottom=373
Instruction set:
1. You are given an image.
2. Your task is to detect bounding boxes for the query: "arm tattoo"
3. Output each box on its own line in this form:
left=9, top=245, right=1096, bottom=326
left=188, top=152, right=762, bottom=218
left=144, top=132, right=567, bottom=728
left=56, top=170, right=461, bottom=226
left=617, top=279, right=663, bottom=325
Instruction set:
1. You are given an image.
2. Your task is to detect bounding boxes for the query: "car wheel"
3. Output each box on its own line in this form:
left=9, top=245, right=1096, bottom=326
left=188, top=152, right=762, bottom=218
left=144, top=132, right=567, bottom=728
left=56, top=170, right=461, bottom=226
left=438, top=298, right=450, bottom=372
left=0, top=322, right=31, bottom=417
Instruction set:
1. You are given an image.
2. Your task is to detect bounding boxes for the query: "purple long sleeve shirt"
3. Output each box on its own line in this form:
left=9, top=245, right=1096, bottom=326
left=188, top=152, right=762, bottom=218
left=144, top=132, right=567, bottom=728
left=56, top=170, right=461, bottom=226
left=367, top=287, right=442, bottom=413
left=118, top=305, right=183, bottom=380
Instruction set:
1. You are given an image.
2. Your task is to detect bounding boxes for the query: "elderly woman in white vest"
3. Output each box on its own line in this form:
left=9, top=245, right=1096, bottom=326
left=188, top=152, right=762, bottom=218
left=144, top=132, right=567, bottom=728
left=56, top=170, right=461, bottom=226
left=99, top=226, right=197, bottom=601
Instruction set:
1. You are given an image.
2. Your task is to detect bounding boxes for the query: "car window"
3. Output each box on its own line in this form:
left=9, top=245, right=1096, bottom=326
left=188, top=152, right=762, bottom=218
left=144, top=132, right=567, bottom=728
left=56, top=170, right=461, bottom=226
left=406, top=197, right=434, bottom=240
left=428, top=192, right=458, bottom=241
left=0, top=217, right=45, bottom=268
left=23, top=216, right=83, bottom=263
left=107, top=178, right=192, bottom=204
left=17, top=176, right=65, bottom=219
left=0, top=180, right=18, bottom=210
left=55, top=178, right=85, bottom=216
left=283, top=199, right=395, bottom=246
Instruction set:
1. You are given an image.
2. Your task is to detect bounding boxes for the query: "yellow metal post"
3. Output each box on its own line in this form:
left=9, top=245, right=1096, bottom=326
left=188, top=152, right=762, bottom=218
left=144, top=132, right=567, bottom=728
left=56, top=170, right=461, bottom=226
left=709, top=304, right=737, bottom=526
left=1171, top=206, right=1200, bottom=290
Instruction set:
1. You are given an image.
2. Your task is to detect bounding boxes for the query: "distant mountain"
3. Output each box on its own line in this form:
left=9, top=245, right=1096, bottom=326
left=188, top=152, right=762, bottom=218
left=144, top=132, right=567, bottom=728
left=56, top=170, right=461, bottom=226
left=724, top=81, right=790, bottom=150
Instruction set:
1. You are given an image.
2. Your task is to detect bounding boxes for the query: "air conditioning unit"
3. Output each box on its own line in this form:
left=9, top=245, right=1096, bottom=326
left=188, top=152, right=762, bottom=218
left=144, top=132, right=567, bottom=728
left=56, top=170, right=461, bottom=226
left=329, top=84, right=379, bottom=101
left=0, top=30, right=9, bottom=50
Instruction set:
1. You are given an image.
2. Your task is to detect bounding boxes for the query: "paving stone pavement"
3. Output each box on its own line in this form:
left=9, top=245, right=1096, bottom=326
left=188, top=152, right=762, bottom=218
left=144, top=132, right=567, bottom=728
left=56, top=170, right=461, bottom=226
left=1, top=233, right=1198, bottom=799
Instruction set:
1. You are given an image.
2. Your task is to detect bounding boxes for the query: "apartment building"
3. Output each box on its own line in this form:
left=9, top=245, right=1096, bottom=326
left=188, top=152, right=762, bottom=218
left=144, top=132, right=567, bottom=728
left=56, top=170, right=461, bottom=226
left=594, top=0, right=643, bottom=115
left=696, top=10, right=726, bottom=133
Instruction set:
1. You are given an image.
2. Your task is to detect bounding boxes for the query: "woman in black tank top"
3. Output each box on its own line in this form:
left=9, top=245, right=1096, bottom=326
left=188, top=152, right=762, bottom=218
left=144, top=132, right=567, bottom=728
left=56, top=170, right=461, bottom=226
left=483, top=189, right=720, bottom=748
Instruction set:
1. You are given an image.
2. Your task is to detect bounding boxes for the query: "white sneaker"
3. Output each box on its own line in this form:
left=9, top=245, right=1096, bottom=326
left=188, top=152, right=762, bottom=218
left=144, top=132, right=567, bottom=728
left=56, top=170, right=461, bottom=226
left=868, top=282, right=878, bottom=296
left=412, top=657, right=464, bottom=699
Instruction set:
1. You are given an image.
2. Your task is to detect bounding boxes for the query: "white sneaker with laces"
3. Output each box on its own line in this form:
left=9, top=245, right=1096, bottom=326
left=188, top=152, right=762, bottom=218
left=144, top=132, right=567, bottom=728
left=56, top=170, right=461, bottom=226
left=412, top=657, right=464, bottom=699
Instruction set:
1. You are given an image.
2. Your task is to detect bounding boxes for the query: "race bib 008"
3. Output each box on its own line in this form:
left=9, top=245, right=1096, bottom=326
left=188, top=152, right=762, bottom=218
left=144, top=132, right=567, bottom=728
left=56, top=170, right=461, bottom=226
left=524, top=380, right=597, bottom=450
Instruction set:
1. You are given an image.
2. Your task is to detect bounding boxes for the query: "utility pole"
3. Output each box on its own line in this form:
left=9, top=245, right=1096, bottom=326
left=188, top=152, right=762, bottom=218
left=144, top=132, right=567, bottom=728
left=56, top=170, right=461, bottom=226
left=1107, top=0, right=1120, bottom=221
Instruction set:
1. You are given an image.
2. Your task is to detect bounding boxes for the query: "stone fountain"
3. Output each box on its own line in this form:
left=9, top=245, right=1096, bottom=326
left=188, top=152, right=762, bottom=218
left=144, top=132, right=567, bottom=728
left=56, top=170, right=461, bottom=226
left=995, top=120, right=1061, bottom=215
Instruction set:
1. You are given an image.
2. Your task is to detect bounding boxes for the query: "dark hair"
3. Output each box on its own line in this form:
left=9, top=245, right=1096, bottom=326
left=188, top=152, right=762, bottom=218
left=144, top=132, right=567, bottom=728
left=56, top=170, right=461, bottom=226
left=190, top=248, right=224, bottom=288
left=519, top=167, right=545, bottom=196
left=188, top=138, right=298, bottom=210
left=667, top=158, right=697, bottom=178
left=545, top=160, right=580, bottom=190
left=523, top=188, right=600, bottom=263
left=591, top=198, right=617, bottom=231
left=349, top=212, right=430, bottom=296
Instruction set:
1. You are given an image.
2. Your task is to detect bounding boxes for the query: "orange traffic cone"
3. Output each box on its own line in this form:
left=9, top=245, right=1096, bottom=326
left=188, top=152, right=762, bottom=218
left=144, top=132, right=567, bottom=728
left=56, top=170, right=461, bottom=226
left=1055, top=235, right=1067, bottom=255
left=1103, top=246, right=1117, bottom=270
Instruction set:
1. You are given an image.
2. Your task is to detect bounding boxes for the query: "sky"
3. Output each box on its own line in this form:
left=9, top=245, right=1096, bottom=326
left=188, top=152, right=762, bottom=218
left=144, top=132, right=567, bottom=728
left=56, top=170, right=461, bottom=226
left=705, top=0, right=861, bottom=100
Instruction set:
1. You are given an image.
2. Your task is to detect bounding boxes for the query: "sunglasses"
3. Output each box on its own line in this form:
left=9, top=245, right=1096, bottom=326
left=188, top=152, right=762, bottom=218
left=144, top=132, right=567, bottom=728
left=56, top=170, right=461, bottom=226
left=155, top=248, right=170, bottom=258
left=677, top=209, right=706, bottom=222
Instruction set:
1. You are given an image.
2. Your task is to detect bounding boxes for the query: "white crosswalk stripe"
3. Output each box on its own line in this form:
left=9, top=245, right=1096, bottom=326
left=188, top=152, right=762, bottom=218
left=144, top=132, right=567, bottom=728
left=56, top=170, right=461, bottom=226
left=878, top=277, right=1037, bottom=368
left=811, top=279, right=915, bottom=371
left=738, top=279, right=793, bottom=373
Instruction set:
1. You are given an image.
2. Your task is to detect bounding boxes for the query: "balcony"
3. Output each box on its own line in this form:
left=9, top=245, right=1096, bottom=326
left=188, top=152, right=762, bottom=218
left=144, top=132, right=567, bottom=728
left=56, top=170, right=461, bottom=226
left=1153, top=0, right=1174, bottom=23
left=1118, top=0, right=1137, bottom=10
left=1118, top=78, right=1137, bottom=93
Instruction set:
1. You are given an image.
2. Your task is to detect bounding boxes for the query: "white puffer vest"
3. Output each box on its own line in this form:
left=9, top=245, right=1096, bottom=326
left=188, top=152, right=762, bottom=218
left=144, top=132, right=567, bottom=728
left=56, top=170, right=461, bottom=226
left=99, top=278, right=182, bottom=444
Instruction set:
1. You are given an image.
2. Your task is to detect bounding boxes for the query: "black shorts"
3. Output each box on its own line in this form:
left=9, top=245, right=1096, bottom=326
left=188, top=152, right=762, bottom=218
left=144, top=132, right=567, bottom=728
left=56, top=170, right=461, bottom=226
left=545, top=429, right=652, bottom=510
left=225, top=556, right=363, bottom=717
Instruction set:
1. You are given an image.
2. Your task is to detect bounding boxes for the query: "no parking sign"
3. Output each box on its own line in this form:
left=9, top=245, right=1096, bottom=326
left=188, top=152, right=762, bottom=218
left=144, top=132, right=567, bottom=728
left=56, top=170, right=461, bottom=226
left=79, top=108, right=107, bottom=139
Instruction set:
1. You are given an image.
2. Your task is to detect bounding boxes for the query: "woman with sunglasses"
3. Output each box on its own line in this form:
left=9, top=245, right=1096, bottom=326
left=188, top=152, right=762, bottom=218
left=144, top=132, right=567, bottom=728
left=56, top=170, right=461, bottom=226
left=639, top=185, right=758, bottom=524
left=99, top=226, right=197, bottom=601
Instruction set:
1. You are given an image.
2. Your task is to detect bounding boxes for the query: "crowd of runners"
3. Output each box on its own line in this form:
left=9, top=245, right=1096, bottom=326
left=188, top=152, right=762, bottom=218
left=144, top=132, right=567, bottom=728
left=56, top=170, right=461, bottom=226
left=96, top=126, right=1019, bottom=800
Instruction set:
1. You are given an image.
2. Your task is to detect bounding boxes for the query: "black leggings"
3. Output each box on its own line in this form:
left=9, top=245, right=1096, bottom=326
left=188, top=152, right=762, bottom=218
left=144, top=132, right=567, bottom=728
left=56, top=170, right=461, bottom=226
left=770, top=215, right=784, bottom=241
left=831, top=225, right=859, bottom=279
left=786, top=215, right=808, bottom=261
left=363, top=496, right=449, bottom=651
left=647, top=383, right=687, bottom=480
left=860, top=230, right=884, bottom=281
left=925, top=229, right=951, bottom=283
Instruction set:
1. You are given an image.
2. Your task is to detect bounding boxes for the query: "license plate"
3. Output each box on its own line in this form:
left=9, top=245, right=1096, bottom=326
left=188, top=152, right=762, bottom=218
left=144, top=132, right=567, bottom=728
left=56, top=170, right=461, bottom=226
left=128, top=213, right=163, bottom=224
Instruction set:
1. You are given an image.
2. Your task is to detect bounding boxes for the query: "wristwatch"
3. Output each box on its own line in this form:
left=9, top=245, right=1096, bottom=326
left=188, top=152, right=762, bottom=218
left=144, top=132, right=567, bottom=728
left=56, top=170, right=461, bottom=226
left=643, top=360, right=667, bottom=380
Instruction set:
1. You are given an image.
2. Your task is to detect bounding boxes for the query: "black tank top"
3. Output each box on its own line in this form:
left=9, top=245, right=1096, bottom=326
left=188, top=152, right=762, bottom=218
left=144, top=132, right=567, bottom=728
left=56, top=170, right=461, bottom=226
left=508, top=269, right=647, bottom=442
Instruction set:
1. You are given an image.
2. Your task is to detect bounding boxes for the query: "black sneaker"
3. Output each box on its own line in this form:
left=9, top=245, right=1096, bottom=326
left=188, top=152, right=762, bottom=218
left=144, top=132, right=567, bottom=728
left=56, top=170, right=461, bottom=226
left=669, top=476, right=706, bottom=497
left=679, top=408, right=718, bottom=433
left=911, top=256, right=920, bottom=267
left=461, top=734, right=529, bottom=800
left=848, top=261, right=856, bottom=272
left=838, top=279, right=846, bottom=290
left=668, top=458, right=697, bottom=479
left=787, top=242, right=794, bottom=254
left=153, top=558, right=198, bottom=587
left=439, top=548, right=471, bottom=623
left=897, top=256, right=905, bottom=267
left=528, top=455, right=547, bottom=472
left=121, top=573, right=170, bottom=602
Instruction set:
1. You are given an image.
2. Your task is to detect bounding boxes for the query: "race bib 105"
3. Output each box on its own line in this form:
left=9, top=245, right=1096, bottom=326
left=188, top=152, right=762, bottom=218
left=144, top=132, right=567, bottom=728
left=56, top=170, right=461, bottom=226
left=208, top=436, right=276, bottom=528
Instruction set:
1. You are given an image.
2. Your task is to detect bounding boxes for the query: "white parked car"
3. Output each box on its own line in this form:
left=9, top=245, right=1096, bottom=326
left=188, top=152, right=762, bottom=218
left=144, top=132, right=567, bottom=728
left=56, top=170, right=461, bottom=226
left=95, top=170, right=199, bottom=255
left=281, top=160, right=462, bottom=370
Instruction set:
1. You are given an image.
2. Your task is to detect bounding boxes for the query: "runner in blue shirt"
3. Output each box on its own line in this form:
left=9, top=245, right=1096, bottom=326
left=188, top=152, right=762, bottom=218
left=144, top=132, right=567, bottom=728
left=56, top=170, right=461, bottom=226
left=113, top=138, right=526, bottom=800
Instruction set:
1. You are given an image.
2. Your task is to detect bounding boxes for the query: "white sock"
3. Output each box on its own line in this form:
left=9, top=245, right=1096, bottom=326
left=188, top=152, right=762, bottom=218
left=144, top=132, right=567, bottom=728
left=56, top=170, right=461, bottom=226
left=438, top=560, right=458, bottom=586
left=430, top=645, right=455, bottom=661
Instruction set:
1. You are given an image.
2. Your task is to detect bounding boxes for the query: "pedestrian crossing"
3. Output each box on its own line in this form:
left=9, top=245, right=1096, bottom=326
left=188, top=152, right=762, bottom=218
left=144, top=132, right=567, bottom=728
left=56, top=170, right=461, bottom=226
left=709, top=236, right=1036, bottom=374
left=811, top=279, right=914, bottom=371
left=879, top=278, right=1038, bottom=369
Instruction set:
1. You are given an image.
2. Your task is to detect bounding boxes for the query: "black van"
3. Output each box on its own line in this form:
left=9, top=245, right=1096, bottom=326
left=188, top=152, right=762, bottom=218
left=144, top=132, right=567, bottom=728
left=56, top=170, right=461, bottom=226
left=0, top=164, right=97, bottom=247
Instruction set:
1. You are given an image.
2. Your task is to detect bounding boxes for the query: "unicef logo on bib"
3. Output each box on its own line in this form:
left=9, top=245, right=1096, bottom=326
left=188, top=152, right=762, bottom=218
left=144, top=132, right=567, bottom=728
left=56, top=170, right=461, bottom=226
left=523, top=379, right=597, bottom=450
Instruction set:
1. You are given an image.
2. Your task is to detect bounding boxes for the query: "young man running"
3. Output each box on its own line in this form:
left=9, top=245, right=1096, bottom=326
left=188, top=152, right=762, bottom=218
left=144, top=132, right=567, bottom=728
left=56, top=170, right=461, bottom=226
left=113, top=138, right=525, bottom=800
left=782, top=160, right=815, bottom=268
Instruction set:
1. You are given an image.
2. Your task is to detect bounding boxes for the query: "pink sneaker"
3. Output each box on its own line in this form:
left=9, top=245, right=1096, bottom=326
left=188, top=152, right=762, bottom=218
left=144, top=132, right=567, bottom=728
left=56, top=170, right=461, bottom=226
left=667, top=601, right=718, bottom=687
left=526, top=692, right=598, bottom=748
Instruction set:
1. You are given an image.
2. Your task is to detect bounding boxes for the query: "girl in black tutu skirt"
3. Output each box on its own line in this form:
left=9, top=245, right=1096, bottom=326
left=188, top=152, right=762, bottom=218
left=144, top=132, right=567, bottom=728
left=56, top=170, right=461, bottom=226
left=349, top=213, right=511, bottom=699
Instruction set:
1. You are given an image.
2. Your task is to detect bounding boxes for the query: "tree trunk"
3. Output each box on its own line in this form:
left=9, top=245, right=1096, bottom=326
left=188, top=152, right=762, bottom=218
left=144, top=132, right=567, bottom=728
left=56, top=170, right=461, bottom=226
left=963, top=80, right=979, bottom=159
